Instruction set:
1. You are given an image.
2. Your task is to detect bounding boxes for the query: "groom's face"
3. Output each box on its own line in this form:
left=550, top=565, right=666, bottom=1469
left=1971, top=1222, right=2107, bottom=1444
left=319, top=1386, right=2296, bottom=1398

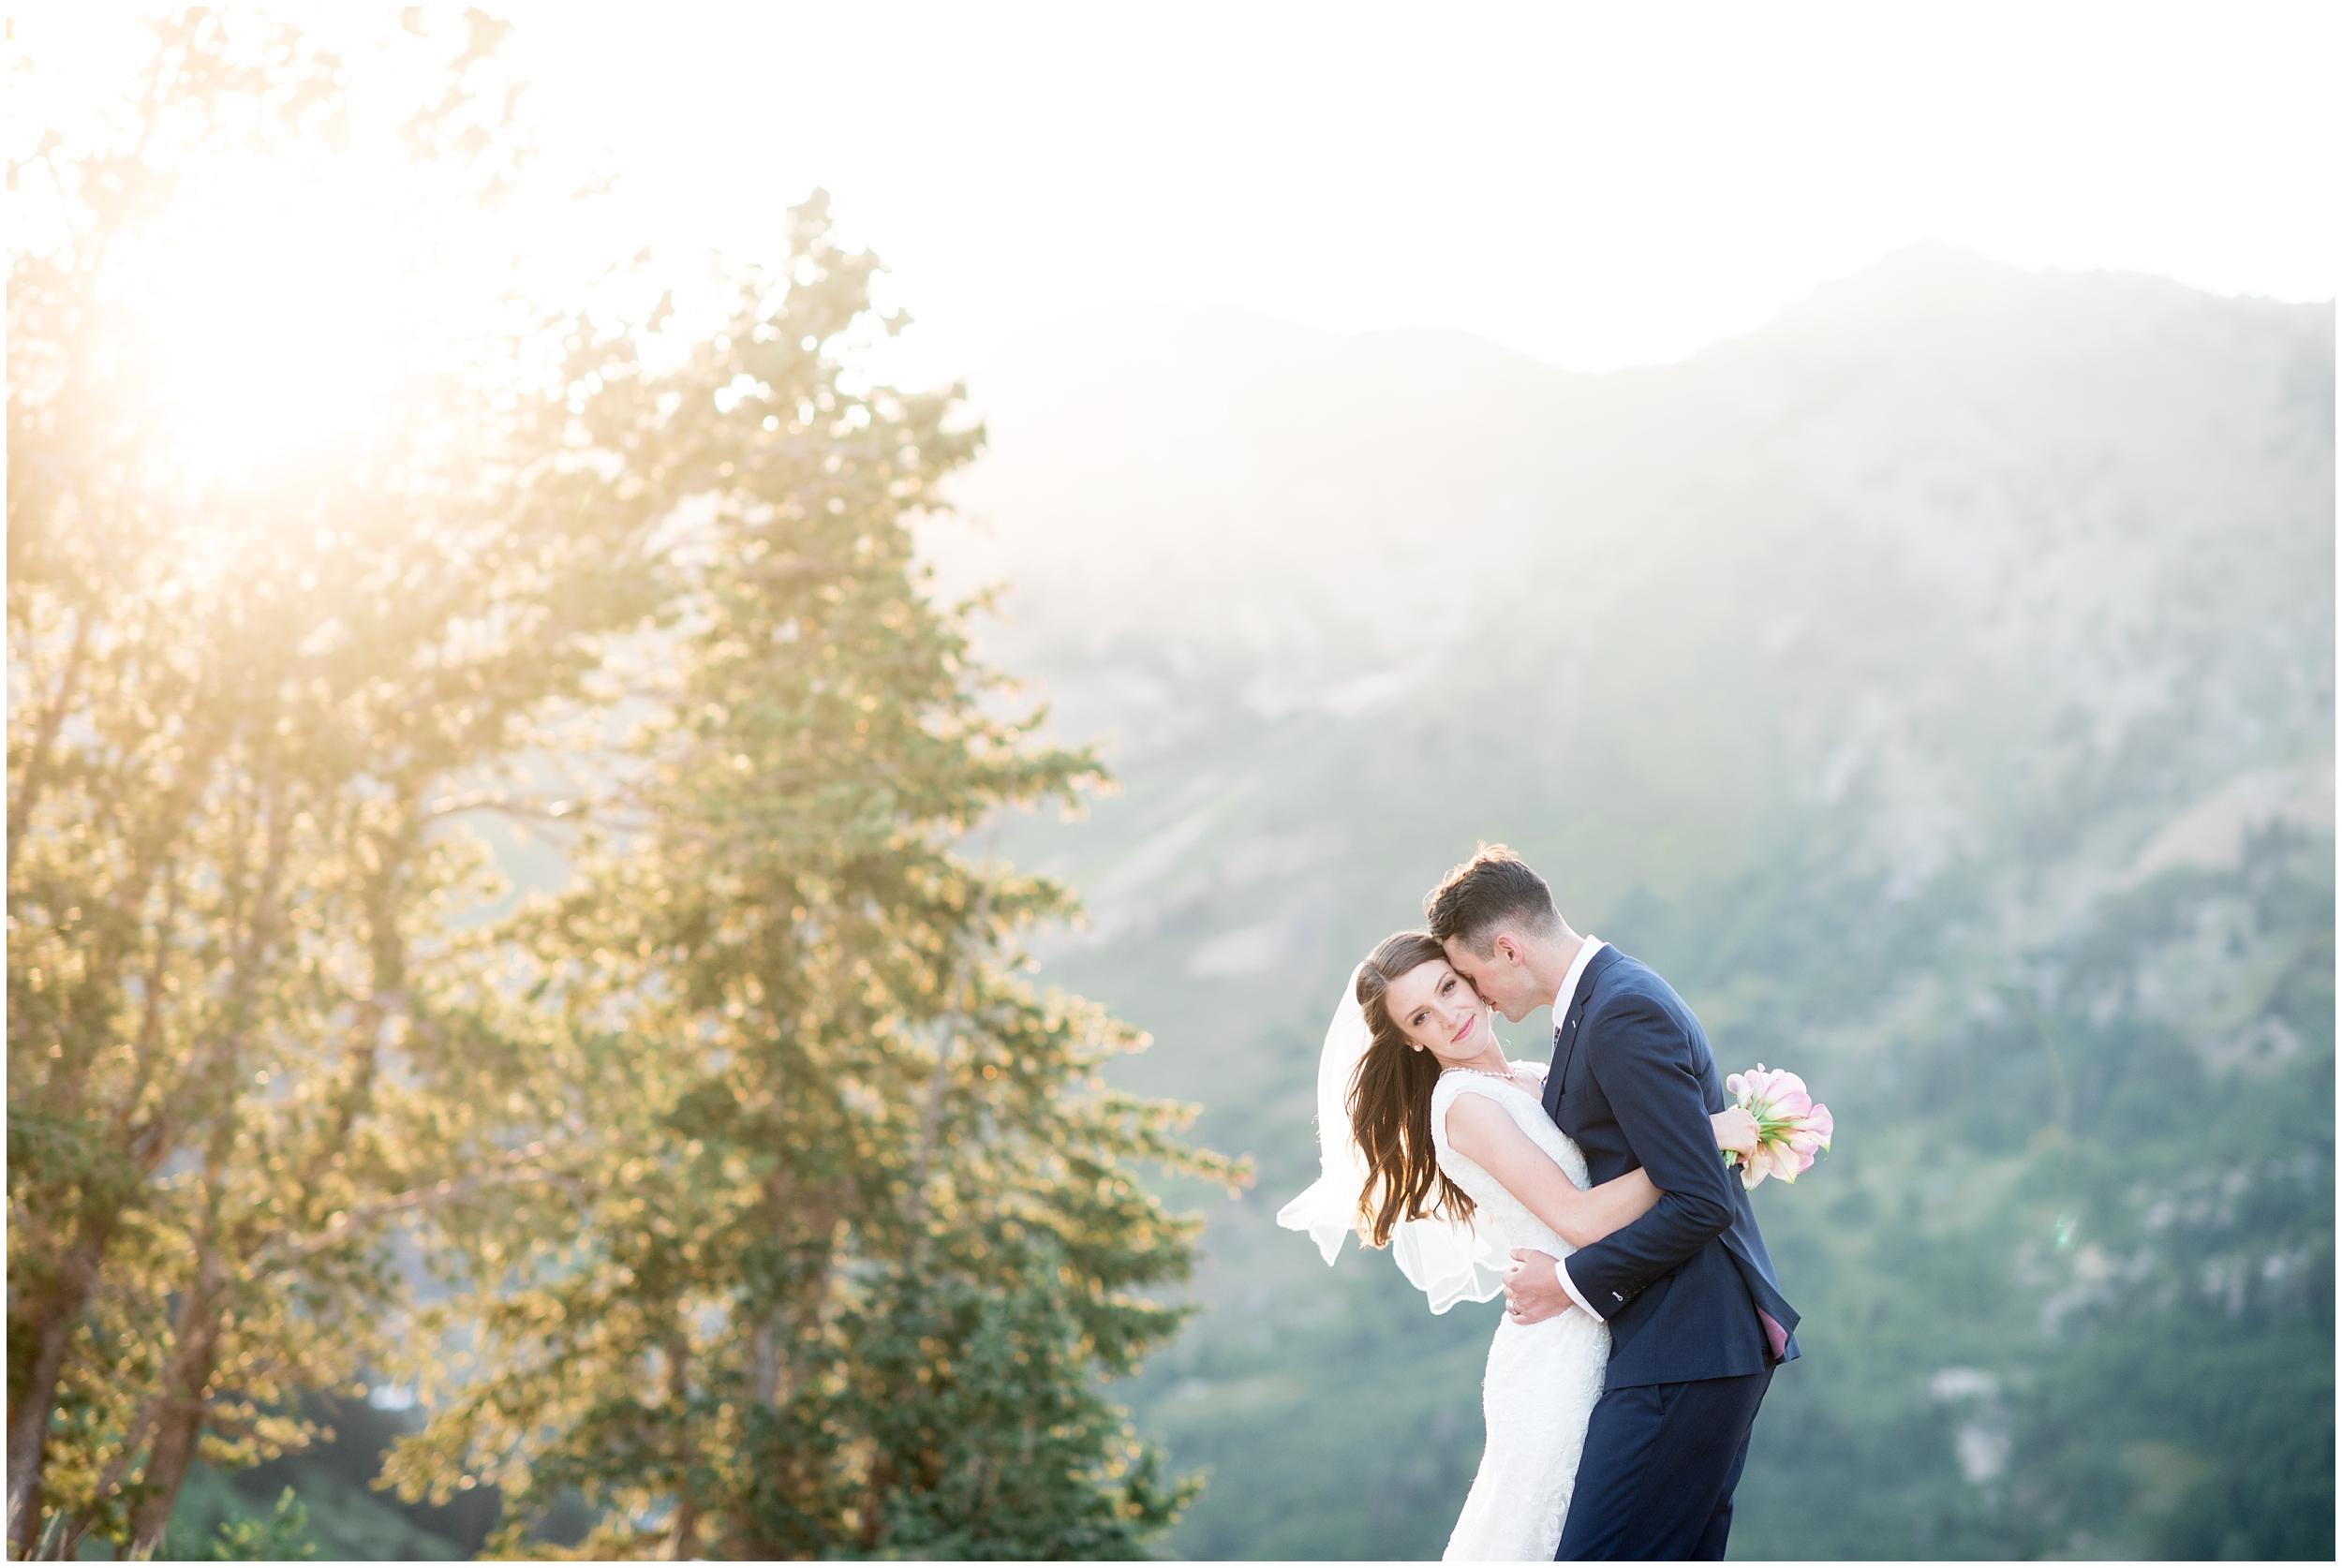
left=1442, top=931, right=1540, bottom=1022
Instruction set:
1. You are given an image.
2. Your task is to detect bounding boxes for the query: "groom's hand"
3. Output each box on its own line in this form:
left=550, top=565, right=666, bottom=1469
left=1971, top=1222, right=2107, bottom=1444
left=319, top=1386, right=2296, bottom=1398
left=1502, top=1248, right=1574, bottom=1325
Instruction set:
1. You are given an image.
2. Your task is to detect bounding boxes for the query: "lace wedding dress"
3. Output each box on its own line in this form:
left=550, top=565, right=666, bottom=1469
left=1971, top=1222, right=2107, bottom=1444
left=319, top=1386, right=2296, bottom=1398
left=1430, top=1067, right=1610, bottom=1561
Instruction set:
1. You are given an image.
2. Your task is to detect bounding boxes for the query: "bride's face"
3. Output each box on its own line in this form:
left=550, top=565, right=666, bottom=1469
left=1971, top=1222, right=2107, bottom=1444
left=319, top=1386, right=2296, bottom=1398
left=1383, top=959, right=1495, bottom=1067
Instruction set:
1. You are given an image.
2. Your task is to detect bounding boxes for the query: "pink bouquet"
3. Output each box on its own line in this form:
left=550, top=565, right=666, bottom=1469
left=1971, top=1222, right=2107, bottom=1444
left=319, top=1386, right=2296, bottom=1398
left=1723, top=1064, right=1833, bottom=1190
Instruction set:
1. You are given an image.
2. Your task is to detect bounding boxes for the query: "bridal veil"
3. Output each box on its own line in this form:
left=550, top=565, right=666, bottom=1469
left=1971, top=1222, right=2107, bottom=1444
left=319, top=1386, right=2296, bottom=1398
left=1275, top=963, right=1505, bottom=1314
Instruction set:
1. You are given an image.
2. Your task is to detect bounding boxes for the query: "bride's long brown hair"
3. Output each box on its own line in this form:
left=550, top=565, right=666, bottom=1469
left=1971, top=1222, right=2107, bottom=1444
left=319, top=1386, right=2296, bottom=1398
left=1350, top=931, right=1476, bottom=1247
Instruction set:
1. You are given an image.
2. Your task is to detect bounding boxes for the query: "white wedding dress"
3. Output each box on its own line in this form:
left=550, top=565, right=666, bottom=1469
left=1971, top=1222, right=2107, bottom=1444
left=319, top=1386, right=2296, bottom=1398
left=1274, top=975, right=1611, bottom=1562
left=1430, top=1067, right=1610, bottom=1561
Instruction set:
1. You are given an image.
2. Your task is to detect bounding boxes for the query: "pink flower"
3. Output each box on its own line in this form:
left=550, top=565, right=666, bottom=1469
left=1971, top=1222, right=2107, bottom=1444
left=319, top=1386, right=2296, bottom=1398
left=1727, top=1063, right=1833, bottom=1191
left=1750, top=1140, right=1803, bottom=1187
left=1791, top=1102, right=1833, bottom=1153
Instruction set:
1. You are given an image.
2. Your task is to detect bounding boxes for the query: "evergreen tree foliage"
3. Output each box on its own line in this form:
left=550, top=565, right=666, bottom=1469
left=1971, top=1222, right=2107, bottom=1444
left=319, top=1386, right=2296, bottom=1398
left=196, top=1487, right=317, bottom=1561
left=374, top=193, right=1242, bottom=1561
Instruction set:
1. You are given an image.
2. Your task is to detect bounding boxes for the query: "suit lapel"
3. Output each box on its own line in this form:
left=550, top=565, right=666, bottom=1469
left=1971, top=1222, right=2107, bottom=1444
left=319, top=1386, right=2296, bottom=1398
left=1544, top=943, right=1625, bottom=1117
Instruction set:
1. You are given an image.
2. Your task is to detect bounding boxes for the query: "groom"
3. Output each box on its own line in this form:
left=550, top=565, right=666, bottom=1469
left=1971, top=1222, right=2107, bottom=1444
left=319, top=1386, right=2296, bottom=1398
left=1427, top=846, right=1798, bottom=1561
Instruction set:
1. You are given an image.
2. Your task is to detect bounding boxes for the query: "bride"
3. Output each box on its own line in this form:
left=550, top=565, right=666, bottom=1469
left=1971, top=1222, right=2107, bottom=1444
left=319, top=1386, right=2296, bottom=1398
left=1280, top=931, right=1758, bottom=1561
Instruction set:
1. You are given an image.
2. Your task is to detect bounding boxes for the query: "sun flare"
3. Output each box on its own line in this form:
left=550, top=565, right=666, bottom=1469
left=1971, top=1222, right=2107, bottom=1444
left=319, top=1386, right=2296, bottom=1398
left=137, top=169, right=413, bottom=480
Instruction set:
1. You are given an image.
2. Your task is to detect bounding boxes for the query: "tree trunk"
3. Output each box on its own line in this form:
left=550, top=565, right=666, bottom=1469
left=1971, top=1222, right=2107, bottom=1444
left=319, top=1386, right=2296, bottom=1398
left=750, top=1311, right=781, bottom=1409
left=663, top=1498, right=701, bottom=1561
left=125, top=1280, right=226, bottom=1557
left=121, top=799, right=286, bottom=1557
left=7, top=1226, right=116, bottom=1555
left=859, top=1452, right=896, bottom=1554
left=902, top=902, right=987, bottom=1239
left=6, top=1344, right=56, bottom=1554
left=7, top=1304, right=70, bottom=1554
left=662, top=1333, right=698, bottom=1560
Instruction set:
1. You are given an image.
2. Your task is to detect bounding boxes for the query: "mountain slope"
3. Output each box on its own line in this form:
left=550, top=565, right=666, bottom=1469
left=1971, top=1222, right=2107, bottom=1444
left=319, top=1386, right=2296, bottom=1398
left=923, top=248, right=2335, bottom=1558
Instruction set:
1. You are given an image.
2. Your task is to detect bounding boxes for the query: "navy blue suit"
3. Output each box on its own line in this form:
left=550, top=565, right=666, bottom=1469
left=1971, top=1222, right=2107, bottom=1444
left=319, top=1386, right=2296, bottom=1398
left=1543, top=945, right=1797, bottom=1560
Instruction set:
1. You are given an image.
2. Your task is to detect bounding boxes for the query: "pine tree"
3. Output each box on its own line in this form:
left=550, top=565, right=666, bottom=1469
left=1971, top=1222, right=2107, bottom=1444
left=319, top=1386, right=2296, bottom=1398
left=378, top=196, right=1245, bottom=1560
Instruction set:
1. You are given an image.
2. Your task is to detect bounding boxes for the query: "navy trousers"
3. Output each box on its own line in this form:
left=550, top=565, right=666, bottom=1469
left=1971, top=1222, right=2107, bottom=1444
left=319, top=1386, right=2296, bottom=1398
left=1554, top=1365, right=1773, bottom=1561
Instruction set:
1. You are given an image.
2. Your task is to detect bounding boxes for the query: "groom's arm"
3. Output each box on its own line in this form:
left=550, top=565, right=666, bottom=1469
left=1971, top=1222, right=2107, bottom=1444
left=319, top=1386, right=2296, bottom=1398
left=1559, top=993, right=1737, bottom=1318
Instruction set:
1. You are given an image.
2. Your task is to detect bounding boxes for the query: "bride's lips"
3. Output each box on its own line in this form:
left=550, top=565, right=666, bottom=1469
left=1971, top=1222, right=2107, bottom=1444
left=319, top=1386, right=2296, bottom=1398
left=1451, top=1013, right=1475, bottom=1044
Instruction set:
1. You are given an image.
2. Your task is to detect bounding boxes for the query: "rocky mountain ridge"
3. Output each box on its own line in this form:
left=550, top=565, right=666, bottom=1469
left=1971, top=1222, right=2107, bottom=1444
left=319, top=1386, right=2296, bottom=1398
left=932, top=244, right=2329, bottom=983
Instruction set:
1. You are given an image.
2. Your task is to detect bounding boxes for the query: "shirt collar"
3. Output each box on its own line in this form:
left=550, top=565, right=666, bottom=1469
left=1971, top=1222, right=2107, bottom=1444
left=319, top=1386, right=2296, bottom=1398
left=1553, top=937, right=1608, bottom=1018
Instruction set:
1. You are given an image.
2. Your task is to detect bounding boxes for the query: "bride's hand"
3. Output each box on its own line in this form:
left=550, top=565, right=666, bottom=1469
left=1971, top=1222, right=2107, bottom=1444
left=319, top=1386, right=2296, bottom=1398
left=1712, top=1105, right=1760, bottom=1161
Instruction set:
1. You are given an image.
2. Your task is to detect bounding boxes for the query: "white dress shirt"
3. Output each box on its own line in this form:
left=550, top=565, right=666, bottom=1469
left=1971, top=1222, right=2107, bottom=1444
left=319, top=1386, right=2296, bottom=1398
left=1546, top=938, right=1609, bottom=1318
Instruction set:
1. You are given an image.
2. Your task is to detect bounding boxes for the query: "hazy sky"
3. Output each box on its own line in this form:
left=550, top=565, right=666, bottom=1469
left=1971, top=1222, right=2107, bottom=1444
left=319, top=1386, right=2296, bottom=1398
left=15, top=3, right=2337, bottom=391
left=499, top=0, right=2336, bottom=385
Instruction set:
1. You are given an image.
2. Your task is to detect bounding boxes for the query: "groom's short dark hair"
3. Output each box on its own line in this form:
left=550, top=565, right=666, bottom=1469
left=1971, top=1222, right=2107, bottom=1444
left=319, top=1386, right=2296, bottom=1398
left=1424, top=845, right=1561, bottom=956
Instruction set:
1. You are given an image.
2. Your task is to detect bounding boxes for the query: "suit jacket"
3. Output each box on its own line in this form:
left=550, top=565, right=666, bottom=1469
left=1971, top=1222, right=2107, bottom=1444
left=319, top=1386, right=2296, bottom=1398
left=1544, top=945, right=1801, bottom=1390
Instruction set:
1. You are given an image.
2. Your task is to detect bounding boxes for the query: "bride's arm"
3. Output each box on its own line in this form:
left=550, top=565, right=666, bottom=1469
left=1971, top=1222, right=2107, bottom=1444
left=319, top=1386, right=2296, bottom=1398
left=1445, top=1098, right=1760, bottom=1250
left=1445, top=1096, right=1658, bottom=1249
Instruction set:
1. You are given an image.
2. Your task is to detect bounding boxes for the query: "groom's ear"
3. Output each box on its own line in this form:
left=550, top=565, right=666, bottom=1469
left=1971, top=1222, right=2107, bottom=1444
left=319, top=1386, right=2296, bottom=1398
left=1490, top=932, right=1523, bottom=967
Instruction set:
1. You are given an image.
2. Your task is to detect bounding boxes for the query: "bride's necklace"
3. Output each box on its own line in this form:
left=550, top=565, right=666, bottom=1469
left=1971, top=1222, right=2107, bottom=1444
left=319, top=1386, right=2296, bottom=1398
left=1445, top=1063, right=1528, bottom=1087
